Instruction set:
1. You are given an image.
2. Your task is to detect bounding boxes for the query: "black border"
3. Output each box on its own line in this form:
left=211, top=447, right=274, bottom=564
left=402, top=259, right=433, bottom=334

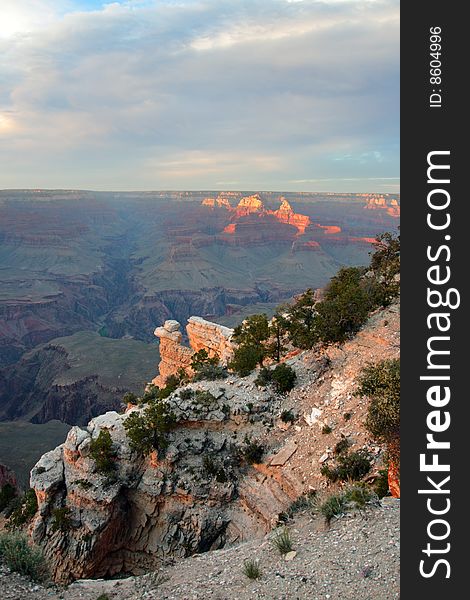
left=401, top=3, right=466, bottom=596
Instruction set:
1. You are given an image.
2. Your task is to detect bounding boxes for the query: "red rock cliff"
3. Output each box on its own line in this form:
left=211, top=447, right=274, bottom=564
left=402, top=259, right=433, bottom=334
left=152, top=317, right=235, bottom=387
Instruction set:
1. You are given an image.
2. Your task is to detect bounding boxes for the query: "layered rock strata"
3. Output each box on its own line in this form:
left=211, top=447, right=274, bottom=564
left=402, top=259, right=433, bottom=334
left=152, top=318, right=235, bottom=387
left=30, top=377, right=303, bottom=584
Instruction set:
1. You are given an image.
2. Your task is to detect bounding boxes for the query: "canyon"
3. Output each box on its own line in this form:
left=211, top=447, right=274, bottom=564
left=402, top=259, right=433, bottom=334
left=0, top=190, right=399, bottom=481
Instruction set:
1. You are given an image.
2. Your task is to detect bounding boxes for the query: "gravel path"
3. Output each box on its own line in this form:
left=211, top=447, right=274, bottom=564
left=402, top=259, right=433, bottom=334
left=1, top=498, right=399, bottom=600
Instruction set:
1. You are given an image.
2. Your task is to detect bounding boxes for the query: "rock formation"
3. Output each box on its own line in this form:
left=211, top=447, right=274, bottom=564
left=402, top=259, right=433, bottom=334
left=186, top=317, right=235, bottom=364
left=152, top=318, right=235, bottom=387
left=364, top=195, right=400, bottom=217
left=29, top=377, right=304, bottom=584
left=29, top=300, right=399, bottom=584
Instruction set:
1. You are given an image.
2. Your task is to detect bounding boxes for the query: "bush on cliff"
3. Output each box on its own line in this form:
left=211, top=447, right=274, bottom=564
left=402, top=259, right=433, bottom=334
left=356, top=358, right=400, bottom=469
left=254, top=364, right=297, bottom=394
left=313, top=267, right=373, bottom=344
left=369, top=232, right=400, bottom=304
left=320, top=449, right=372, bottom=483
left=0, top=483, right=17, bottom=512
left=89, top=429, right=116, bottom=475
left=191, top=350, right=228, bottom=381
left=0, top=532, right=48, bottom=582
left=5, top=489, right=38, bottom=530
left=229, top=344, right=264, bottom=377
left=124, top=400, right=177, bottom=456
left=285, top=288, right=317, bottom=349
left=230, top=314, right=270, bottom=375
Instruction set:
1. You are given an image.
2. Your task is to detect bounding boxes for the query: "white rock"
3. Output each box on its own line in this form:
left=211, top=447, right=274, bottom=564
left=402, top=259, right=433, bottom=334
left=304, top=407, right=322, bottom=426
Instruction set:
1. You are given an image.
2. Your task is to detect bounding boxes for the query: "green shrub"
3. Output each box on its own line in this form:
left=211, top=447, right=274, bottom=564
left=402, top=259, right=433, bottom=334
left=124, top=400, right=177, bottom=456
left=319, top=493, right=348, bottom=523
left=280, top=410, right=296, bottom=424
left=230, top=314, right=271, bottom=375
left=140, top=384, right=160, bottom=404
left=357, top=358, right=400, bottom=470
left=357, top=359, right=400, bottom=439
left=89, top=430, right=116, bottom=475
left=272, top=528, right=293, bottom=555
left=0, top=532, right=48, bottom=581
left=343, top=412, right=352, bottom=421
left=321, top=450, right=372, bottom=483
left=0, top=483, right=17, bottom=512
left=373, top=468, right=390, bottom=498
left=179, top=388, right=194, bottom=400
left=271, top=363, right=297, bottom=394
left=190, top=349, right=227, bottom=381
left=333, top=437, right=350, bottom=456
left=242, top=438, right=264, bottom=465
left=202, top=454, right=219, bottom=477
left=343, top=484, right=375, bottom=508
left=193, top=364, right=228, bottom=381
left=314, top=267, right=372, bottom=344
left=369, top=232, right=400, bottom=303
left=123, top=392, right=138, bottom=405
left=243, top=558, right=261, bottom=580
left=229, top=344, right=264, bottom=377
left=285, top=289, right=317, bottom=349
left=322, top=424, right=332, bottom=435
left=51, top=506, right=71, bottom=532
left=254, top=367, right=273, bottom=387
left=6, top=489, right=38, bottom=530
left=193, top=390, right=218, bottom=408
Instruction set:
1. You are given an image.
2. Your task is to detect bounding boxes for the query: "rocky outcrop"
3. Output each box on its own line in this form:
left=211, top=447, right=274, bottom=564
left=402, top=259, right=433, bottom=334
left=186, top=317, right=235, bottom=364
left=364, top=195, right=400, bottom=218
left=152, top=317, right=235, bottom=387
left=203, top=194, right=311, bottom=236
left=0, top=346, right=126, bottom=425
left=30, top=375, right=303, bottom=584
left=151, top=320, right=194, bottom=387
left=29, top=301, right=399, bottom=585
left=273, top=197, right=311, bottom=234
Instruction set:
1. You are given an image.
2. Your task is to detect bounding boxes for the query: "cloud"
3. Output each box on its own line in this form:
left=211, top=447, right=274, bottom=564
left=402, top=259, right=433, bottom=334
left=0, top=0, right=399, bottom=191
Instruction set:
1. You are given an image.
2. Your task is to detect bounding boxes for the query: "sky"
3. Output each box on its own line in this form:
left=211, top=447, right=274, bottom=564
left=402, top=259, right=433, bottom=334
left=0, top=0, right=399, bottom=192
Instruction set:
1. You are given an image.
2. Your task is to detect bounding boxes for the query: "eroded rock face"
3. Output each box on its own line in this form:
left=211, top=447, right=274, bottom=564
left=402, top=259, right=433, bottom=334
left=152, top=318, right=235, bottom=387
left=186, top=317, right=234, bottom=364
left=30, top=378, right=302, bottom=584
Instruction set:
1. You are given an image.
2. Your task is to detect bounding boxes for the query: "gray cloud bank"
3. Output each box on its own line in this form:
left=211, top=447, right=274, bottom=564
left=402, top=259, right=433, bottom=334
left=0, top=0, right=399, bottom=191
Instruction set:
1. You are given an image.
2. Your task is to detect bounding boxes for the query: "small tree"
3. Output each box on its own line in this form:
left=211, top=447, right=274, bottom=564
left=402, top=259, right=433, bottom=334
left=285, top=289, right=317, bottom=349
left=122, top=392, right=138, bottom=405
left=229, top=344, right=264, bottom=377
left=266, top=309, right=289, bottom=362
left=271, top=363, right=297, bottom=394
left=124, top=400, right=177, bottom=456
left=356, top=359, right=400, bottom=468
left=314, top=267, right=371, bottom=343
left=233, top=314, right=270, bottom=348
left=191, top=349, right=218, bottom=371
left=370, top=232, right=400, bottom=303
left=89, top=430, right=116, bottom=475
left=191, top=349, right=227, bottom=380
